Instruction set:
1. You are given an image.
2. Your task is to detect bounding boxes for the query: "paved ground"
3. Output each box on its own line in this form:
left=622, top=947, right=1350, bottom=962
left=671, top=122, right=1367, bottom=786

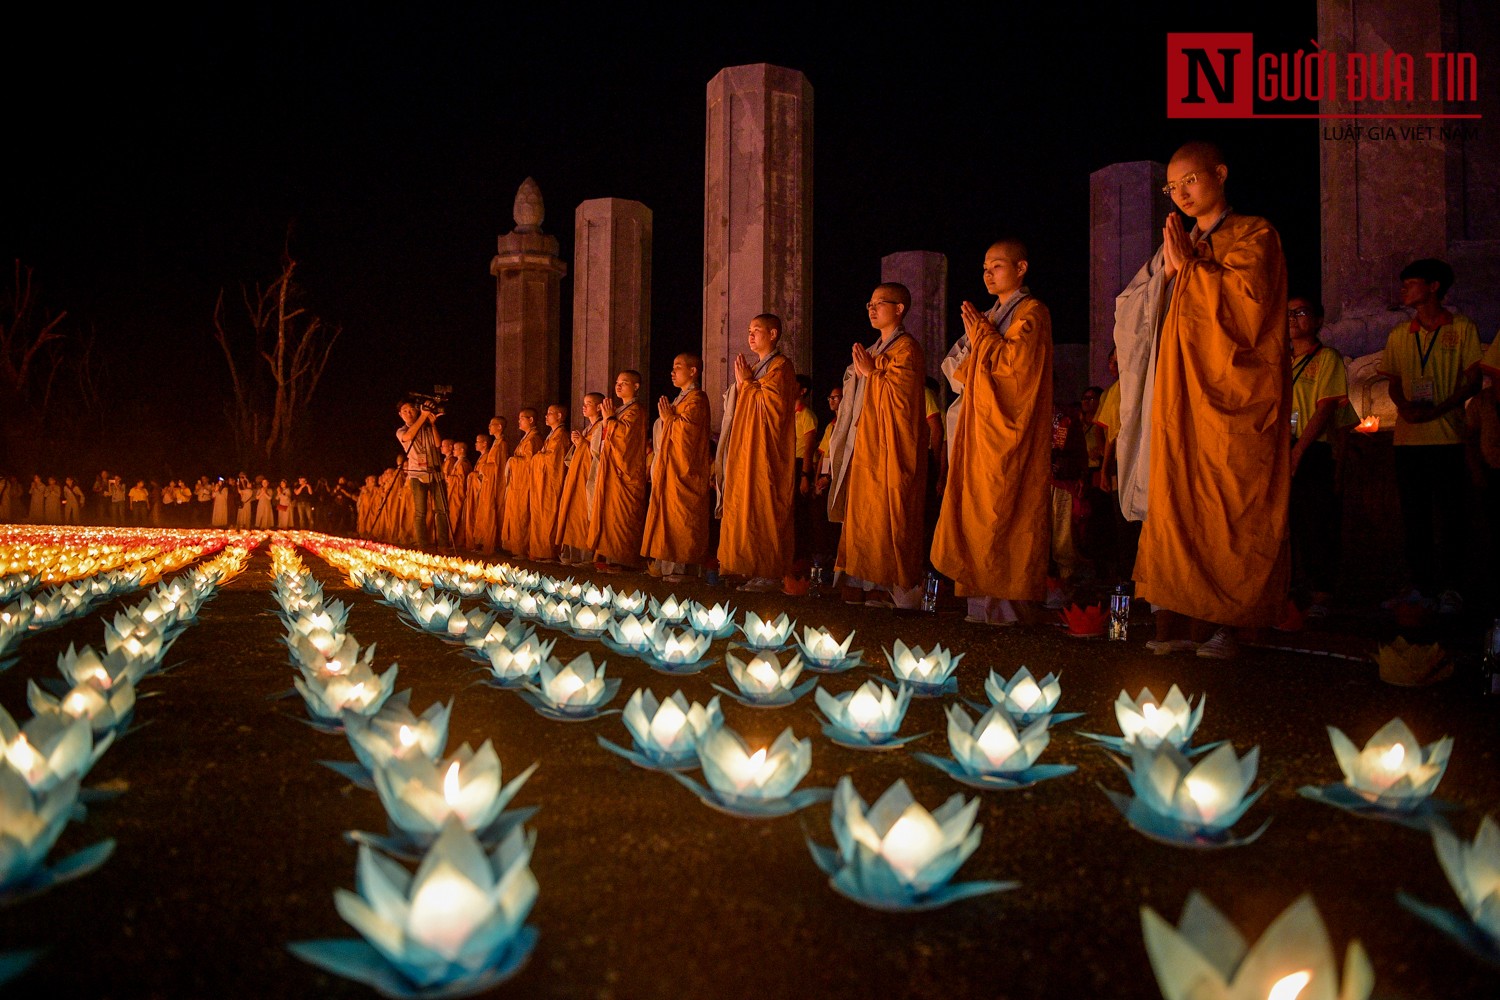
left=1, top=540, right=1497, bottom=999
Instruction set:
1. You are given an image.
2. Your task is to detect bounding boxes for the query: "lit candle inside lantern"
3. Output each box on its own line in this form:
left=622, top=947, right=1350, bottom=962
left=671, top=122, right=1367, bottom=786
left=621, top=619, right=644, bottom=645
left=1010, top=677, right=1042, bottom=712
left=648, top=698, right=688, bottom=747
left=975, top=718, right=1021, bottom=763
left=398, top=725, right=417, bottom=750
left=63, top=691, right=92, bottom=717
left=1354, top=415, right=1379, bottom=433
left=728, top=747, right=770, bottom=791
left=1267, top=970, right=1311, bottom=1000
left=847, top=688, right=884, bottom=732
left=6, top=735, right=42, bottom=783
left=442, top=760, right=462, bottom=807
left=744, top=658, right=779, bottom=691
left=879, top=811, right=943, bottom=882
left=552, top=673, right=585, bottom=700
left=408, top=869, right=489, bottom=957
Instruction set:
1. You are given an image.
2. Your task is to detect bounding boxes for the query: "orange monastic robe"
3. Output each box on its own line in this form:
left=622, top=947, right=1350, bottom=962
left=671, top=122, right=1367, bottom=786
left=716, top=353, right=796, bottom=579
left=931, top=298, right=1052, bottom=600
left=555, top=419, right=605, bottom=552
left=831, top=331, right=928, bottom=591
left=470, top=436, right=508, bottom=554
left=1127, top=213, right=1290, bottom=627
left=501, top=430, right=541, bottom=556
left=526, top=428, right=568, bottom=560
left=445, top=459, right=471, bottom=549
left=642, top=388, right=711, bottom=566
left=588, top=401, right=648, bottom=566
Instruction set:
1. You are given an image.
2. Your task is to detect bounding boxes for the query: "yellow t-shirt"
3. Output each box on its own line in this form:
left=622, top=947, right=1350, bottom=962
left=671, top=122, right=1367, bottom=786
left=1094, top=381, right=1121, bottom=444
left=794, top=406, right=818, bottom=461
left=1380, top=314, right=1482, bottom=446
left=1290, top=343, right=1348, bottom=444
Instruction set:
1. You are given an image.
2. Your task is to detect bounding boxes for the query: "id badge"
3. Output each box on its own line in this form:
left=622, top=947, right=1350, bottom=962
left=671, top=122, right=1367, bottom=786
left=1409, top=377, right=1435, bottom=404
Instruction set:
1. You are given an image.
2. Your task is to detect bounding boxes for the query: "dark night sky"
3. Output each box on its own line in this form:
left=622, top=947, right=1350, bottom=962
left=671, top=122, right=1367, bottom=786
left=5, top=2, right=1324, bottom=477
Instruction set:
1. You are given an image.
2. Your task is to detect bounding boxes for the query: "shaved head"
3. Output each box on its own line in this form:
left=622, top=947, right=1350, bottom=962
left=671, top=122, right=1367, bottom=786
left=584, top=392, right=605, bottom=404
left=1170, top=140, right=1226, bottom=170
left=987, top=239, right=1029, bottom=265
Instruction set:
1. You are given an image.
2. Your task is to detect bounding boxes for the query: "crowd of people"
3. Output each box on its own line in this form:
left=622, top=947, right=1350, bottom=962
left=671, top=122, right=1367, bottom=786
left=6, top=141, right=1497, bottom=661
left=0, top=473, right=361, bottom=532
left=359, top=141, right=1499, bottom=660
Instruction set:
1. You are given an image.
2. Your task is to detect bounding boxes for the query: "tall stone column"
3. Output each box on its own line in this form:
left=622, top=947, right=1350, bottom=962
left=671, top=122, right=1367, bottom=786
left=880, top=251, right=947, bottom=384
left=703, top=64, right=814, bottom=419
left=572, top=199, right=653, bottom=407
left=1088, top=161, right=1169, bottom=386
left=1319, top=0, right=1500, bottom=356
left=491, top=178, right=567, bottom=430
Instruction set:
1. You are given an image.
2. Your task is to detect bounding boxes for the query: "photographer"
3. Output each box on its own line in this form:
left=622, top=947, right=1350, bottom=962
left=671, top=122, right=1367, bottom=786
left=396, top=398, right=451, bottom=547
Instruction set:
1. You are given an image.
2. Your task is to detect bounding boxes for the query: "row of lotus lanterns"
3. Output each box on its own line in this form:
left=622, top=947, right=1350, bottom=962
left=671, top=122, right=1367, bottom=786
left=0, top=534, right=251, bottom=986
left=289, top=532, right=1499, bottom=992
left=268, top=542, right=543, bottom=996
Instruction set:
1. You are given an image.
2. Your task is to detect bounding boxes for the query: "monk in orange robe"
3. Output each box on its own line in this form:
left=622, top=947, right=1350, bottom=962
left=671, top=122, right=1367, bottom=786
left=444, top=440, right=471, bottom=549
left=931, top=241, right=1052, bottom=623
left=589, top=371, right=648, bottom=570
left=714, top=313, right=797, bottom=590
left=526, top=405, right=569, bottom=561
left=466, top=433, right=493, bottom=552
left=825, top=283, right=927, bottom=609
left=555, top=393, right=605, bottom=565
left=501, top=408, right=542, bottom=557
left=642, top=353, right=711, bottom=579
left=1114, top=140, right=1289, bottom=658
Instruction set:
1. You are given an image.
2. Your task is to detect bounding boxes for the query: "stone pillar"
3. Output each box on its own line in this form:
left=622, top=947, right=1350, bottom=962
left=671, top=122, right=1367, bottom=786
left=491, top=178, right=567, bottom=430
left=1088, top=161, right=1170, bottom=385
left=880, top=251, right=947, bottom=383
left=1319, top=0, right=1500, bottom=357
left=572, top=199, right=653, bottom=407
left=703, top=64, right=814, bottom=419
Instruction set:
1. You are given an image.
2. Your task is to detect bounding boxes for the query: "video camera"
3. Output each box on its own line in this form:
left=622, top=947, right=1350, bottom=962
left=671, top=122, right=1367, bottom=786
left=407, top=384, right=454, bottom=414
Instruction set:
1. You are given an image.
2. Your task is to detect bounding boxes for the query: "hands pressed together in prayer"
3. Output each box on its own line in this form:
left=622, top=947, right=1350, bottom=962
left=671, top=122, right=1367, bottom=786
left=851, top=343, right=875, bottom=377
left=570, top=429, right=583, bottom=446
left=1161, top=213, right=1211, bottom=279
left=959, top=300, right=996, bottom=341
left=601, top=398, right=617, bottom=419
left=733, top=353, right=753, bottom=385
left=658, top=396, right=676, bottom=421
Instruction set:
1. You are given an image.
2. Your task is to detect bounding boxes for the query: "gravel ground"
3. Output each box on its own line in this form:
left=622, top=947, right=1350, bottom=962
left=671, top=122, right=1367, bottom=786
left=1, top=540, right=1497, bottom=1000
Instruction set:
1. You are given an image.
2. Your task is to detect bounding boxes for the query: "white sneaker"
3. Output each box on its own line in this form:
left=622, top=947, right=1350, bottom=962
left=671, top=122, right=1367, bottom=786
left=1145, top=639, right=1198, bottom=655
left=1196, top=628, right=1239, bottom=660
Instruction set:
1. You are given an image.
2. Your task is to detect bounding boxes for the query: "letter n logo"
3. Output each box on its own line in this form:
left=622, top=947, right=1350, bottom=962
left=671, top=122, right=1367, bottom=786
left=1166, top=33, right=1253, bottom=118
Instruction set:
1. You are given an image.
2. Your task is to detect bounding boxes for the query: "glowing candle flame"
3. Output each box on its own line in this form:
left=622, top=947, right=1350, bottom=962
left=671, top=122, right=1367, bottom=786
left=847, top=688, right=884, bottom=731
left=1267, top=970, right=1311, bottom=1000
left=7, top=735, right=40, bottom=779
left=745, top=658, right=779, bottom=691
left=325, top=659, right=343, bottom=675
left=553, top=673, right=585, bottom=700
left=1011, top=677, right=1041, bottom=711
left=1185, top=777, right=1220, bottom=813
left=1380, top=743, right=1405, bottom=771
left=63, top=692, right=91, bottom=717
left=880, top=813, right=941, bottom=882
left=398, top=724, right=417, bottom=748
left=443, top=760, right=461, bottom=806
left=975, top=718, right=1020, bottom=761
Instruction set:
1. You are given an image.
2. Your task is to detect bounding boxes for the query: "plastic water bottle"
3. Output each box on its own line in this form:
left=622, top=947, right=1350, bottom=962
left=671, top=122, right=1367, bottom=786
left=1109, top=584, right=1131, bottom=641
left=808, top=558, right=826, bottom=599
left=1482, top=618, right=1500, bottom=696
left=921, top=571, right=941, bottom=613
left=1290, top=410, right=1300, bottom=439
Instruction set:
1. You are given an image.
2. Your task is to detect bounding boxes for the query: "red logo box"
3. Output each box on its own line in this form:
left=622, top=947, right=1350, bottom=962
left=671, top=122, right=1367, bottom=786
left=1167, top=33, right=1253, bottom=118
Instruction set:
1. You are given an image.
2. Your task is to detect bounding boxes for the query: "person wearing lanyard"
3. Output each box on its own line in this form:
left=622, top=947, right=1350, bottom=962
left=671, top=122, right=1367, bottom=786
left=1287, top=296, right=1348, bottom=619
left=1380, top=258, right=1482, bottom=615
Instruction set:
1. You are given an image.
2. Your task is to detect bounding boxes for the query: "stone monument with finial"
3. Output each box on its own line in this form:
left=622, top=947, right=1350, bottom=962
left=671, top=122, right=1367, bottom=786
left=491, top=177, right=568, bottom=437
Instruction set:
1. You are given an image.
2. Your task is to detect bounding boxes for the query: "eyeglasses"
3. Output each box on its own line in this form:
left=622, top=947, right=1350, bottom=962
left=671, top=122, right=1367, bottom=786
left=1288, top=308, right=1312, bottom=319
left=865, top=299, right=899, bottom=310
left=1161, top=172, right=1202, bottom=195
